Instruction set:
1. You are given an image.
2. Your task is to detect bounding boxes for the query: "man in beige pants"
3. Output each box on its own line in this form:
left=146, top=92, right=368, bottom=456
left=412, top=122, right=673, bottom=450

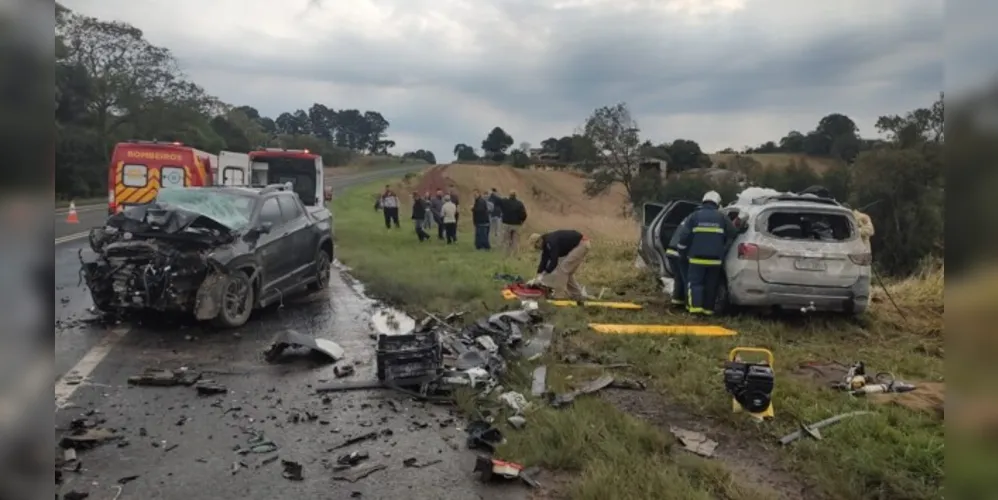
left=526, top=230, right=591, bottom=300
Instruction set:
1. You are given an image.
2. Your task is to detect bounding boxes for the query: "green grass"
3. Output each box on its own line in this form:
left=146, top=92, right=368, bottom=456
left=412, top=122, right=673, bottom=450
left=332, top=175, right=945, bottom=500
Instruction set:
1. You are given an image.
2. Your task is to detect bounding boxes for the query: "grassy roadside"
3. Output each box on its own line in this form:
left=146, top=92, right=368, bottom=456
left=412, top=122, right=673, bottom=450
left=325, top=157, right=428, bottom=178
left=332, top=174, right=944, bottom=500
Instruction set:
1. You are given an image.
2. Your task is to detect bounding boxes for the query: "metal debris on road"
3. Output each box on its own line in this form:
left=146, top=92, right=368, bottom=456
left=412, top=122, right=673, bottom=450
left=59, top=428, right=120, bottom=450
left=548, top=375, right=615, bottom=408
left=332, top=463, right=387, bottom=482
left=669, top=426, right=718, bottom=458
left=403, top=457, right=442, bottom=468
left=195, top=381, right=228, bottom=395
left=328, top=430, right=383, bottom=451
left=466, top=420, right=504, bottom=452
left=531, top=366, right=548, bottom=397
left=337, top=450, right=370, bottom=467
left=127, top=368, right=200, bottom=387
left=779, top=411, right=874, bottom=445
left=507, top=416, right=526, bottom=429
left=281, top=459, right=304, bottom=481
left=499, top=391, right=528, bottom=413
left=334, top=364, right=356, bottom=377
left=62, top=490, right=90, bottom=500
left=263, top=329, right=345, bottom=363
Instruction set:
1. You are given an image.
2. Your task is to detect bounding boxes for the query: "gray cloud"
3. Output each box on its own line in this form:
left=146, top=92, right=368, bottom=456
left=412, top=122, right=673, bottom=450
left=62, top=0, right=945, bottom=157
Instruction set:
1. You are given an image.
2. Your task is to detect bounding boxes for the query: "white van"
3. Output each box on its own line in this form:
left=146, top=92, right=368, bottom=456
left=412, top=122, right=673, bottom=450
left=217, top=151, right=250, bottom=186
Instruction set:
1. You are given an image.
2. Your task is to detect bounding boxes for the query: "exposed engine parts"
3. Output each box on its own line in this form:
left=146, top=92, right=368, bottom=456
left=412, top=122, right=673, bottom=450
left=80, top=203, right=237, bottom=314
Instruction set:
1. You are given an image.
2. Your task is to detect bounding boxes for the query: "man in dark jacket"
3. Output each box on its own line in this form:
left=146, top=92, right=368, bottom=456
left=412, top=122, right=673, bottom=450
left=677, top=191, right=738, bottom=315
left=526, top=230, right=590, bottom=300
left=411, top=191, right=430, bottom=241
left=500, top=191, right=527, bottom=256
left=471, top=189, right=491, bottom=250
left=488, top=188, right=503, bottom=239
left=430, top=189, right=445, bottom=240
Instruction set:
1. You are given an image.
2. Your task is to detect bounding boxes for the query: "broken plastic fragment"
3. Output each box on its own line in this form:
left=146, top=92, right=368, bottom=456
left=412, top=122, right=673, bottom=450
left=281, top=460, right=304, bottom=481
left=127, top=368, right=200, bottom=387
left=264, top=330, right=344, bottom=363
left=531, top=366, right=547, bottom=397
left=332, top=463, right=386, bottom=482
left=669, top=426, right=718, bottom=457
left=499, top=391, right=528, bottom=413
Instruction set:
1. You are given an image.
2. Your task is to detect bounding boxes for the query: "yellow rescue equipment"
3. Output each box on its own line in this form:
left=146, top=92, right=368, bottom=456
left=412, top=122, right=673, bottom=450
left=589, top=324, right=736, bottom=336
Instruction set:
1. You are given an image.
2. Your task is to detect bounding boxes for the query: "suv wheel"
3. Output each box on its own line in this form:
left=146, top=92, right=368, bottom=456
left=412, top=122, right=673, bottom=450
left=212, top=271, right=254, bottom=328
left=308, top=249, right=331, bottom=292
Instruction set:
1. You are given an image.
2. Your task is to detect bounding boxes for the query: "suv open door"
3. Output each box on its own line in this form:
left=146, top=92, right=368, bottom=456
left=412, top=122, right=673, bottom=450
left=640, top=200, right=699, bottom=278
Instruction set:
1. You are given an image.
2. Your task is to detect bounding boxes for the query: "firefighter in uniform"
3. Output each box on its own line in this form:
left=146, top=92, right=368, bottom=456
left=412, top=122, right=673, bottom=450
left=677, top=191, right=737, bottom=315
left=666, top=214, right=692, bottom=306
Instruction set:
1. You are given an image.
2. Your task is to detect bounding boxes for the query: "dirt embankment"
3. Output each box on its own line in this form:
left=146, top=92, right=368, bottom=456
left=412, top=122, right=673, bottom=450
left=409, top=164, right=639, bottom=243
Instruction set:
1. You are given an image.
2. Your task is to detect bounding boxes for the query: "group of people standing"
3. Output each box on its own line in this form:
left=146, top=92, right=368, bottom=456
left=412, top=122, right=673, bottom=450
left=378, top=185, right=529, bottom=252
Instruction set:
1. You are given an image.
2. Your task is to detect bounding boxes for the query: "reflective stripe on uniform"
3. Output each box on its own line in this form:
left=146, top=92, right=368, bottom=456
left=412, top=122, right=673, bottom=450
left=689, top=258, right=722, bottom=266
left=688, top=306, right=703, bottom=313
left=666, top=248, right=679, bottom=256
left=692, top=226, right=723, bottom=233
left=677, top=244, right=687, bottom=249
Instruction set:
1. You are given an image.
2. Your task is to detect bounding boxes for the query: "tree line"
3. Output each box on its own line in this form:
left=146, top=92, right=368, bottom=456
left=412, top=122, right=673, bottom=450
left=54, top=4, right=434, bottom=199
left=578, top=97, right=944, bottom=277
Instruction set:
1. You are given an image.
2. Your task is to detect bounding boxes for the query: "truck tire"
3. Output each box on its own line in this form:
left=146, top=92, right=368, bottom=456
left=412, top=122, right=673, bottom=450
left=308, top=247, right=331, bottom=292
left=212, top=270, right=254, bottom=328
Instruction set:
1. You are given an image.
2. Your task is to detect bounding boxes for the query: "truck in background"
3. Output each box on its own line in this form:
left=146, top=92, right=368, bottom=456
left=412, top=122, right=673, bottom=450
left=107, top=140, right=218, bottom=215
left=217, top=151, right=250, bottom=186
left=248, top=148, right=327, bottom=212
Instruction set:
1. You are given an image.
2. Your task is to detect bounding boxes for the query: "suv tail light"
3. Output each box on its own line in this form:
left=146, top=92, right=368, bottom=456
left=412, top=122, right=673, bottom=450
left=737, top=243, right=776, bottom=260
left=848, top=252, right=872, bottom=266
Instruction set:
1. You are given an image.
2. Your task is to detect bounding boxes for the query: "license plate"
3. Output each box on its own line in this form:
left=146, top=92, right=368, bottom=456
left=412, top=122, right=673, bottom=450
left=794, top=258, right=826, bottom=271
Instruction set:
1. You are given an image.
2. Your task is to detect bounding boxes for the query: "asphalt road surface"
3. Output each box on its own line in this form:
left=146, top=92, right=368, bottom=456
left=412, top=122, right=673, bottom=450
left=53, top=164, right=528, bottom=500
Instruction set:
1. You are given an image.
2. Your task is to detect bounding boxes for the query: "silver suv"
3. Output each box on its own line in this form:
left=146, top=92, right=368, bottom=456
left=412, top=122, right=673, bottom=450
left=639, top=193, right=872, bottom=315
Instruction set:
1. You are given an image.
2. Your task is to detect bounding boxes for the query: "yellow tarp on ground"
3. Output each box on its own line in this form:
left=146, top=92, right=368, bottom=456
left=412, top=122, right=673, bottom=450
left=589, top=323, right=737, bottom=336
left=548, top=300, right=643, bottom=310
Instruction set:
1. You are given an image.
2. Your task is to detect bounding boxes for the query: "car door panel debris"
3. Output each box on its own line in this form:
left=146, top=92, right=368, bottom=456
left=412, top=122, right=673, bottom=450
left=263, top=329, right=344, bottom=362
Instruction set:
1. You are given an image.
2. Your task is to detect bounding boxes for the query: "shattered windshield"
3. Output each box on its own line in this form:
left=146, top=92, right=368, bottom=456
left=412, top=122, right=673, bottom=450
left=155, top=189, right=255, bottom=230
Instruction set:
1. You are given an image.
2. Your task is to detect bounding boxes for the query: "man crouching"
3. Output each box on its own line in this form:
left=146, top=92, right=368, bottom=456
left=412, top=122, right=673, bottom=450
left=526, top=230, right=591, bottom=301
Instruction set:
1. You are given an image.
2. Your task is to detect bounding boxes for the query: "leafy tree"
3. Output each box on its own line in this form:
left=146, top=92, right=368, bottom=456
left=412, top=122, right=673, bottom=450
left=581, top=102, right=643, bottom=199
left=510, top=149, right=530, bottom=168
left=481, top=127, right=514, bottom=160
left=453, top=143, right=478, bottom=162
left=403, top=149, right=436, bottom=164
left=875, top=93, right=944, bottom=148
left=778, top=131, right=805, bottom=152
left=663, top=139, right=711, bottom=172
left=850, top=149, right=942, bottom=275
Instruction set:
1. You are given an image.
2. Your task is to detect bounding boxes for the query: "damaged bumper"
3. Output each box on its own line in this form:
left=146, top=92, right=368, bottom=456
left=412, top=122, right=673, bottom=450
left=79, top=229, right=230, bottom=315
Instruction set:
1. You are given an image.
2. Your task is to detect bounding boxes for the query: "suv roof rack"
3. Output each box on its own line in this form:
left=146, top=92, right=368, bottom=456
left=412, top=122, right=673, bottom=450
left=752, top=194, right=842, bottom=206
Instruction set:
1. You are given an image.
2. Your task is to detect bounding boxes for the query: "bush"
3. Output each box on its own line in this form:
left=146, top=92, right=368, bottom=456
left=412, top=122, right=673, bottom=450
left=849, top=149, right=943, bottom=276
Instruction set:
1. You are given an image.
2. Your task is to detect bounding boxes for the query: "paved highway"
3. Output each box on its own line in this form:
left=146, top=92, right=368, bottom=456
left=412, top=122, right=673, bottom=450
left=48, top=164, right=532, bottom=500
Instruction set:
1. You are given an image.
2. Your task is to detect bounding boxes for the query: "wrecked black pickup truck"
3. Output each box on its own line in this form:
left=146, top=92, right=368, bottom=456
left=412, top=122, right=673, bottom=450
left=80, top=184, right=334, bottom=328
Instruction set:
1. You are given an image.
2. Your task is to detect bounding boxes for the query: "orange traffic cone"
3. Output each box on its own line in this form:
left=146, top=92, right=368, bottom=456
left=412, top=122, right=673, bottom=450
left=66, top=201, right=79, bottom=224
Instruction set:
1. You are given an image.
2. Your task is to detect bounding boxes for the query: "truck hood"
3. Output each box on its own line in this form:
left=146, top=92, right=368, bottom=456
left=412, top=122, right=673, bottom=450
left=100, top=202, right=238, bottom=246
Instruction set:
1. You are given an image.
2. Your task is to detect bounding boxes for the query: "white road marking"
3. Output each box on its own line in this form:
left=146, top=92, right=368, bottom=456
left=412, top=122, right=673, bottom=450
left=55, top=231, right=90, bottom=245
left=54, top=327, right=130, bottom=410
left=55, top=204, right=105, bottom=215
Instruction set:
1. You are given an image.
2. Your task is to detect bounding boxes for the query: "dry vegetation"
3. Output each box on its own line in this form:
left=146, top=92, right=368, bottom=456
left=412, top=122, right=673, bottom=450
left=422, top=164, right=639, bottom=243
left=333, top=165, right=945, bottom=500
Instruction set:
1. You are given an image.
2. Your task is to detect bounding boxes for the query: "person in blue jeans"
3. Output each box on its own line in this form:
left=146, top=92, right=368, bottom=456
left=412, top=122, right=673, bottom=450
left=471, top=189, right=491, bottom=250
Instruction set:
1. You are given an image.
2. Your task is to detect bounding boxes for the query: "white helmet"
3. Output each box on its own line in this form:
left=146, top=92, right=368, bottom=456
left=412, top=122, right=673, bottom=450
left=702, top=190, right=722, bottom=205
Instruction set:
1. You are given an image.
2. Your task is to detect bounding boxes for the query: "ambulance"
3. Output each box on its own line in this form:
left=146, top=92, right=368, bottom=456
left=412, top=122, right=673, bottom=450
left=106, top=141, right=251, bottom=215
left=248, top=148, right=330, bottom=212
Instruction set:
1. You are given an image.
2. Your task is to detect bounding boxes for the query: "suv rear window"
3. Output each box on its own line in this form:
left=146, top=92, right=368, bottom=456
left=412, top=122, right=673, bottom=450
left=766, top=211, right=853, bottom=241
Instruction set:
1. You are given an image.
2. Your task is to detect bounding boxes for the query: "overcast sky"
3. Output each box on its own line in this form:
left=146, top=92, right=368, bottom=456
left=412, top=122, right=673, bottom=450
left=61, top=0, right=949, bottom=158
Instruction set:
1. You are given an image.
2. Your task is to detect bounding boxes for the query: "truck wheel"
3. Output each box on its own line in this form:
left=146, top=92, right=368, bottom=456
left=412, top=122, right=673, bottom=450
left=308, top=248, right=331, bottom=292
left=212, top=271, right=254, bottom=328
